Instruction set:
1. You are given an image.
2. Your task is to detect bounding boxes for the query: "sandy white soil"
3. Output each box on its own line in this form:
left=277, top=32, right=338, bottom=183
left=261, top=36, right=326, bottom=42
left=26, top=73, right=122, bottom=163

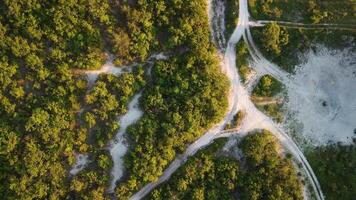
left=108, top=93, right=143, bottom=192
left=85, top=56, right=133, bottom=85
left=69, top=154, right=89, bottom=175
left=208, top=0, right=227, bottom=50
left=285, top=47, right=356, bottom=146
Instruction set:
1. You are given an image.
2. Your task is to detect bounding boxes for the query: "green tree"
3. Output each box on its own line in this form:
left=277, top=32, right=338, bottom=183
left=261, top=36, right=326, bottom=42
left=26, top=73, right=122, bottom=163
left=262, top=22, right=289, bottom=56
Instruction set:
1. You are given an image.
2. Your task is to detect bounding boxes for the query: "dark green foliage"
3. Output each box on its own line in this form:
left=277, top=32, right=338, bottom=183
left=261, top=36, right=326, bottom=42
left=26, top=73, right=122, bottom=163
left=239, top=130, right=303, bottom=200
left=261, top=23, right=289, bottom=56
left=146, top=138, right=239, bottom=200
left=0, top=0, right=145, bottom=199
left=0, top=0, right=229, bottom=199
left=307, top=145, right=356, bottom=200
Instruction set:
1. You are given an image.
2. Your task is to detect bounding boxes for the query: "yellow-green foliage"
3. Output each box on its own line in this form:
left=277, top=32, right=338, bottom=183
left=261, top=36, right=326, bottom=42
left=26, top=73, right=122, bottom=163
left=239, top=130, right=303, bottom=200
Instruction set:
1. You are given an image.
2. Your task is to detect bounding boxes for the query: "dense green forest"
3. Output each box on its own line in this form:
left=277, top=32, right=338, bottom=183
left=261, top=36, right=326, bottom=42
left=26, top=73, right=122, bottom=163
left=146, top=131, right=303, bottom=200
left=0, top=0, right=229, bottom=199
left=0, top=0, right=121, bottom=198
left=115, top=0, right=230, bottom=198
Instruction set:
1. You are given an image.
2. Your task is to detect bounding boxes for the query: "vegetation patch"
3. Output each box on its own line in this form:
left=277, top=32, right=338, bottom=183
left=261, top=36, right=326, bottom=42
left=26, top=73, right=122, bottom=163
left=225, top=110, right=246, bottom=130
left=225, top=0, right=239, bottom=38
left=235, top=41, right=252, bottom=83
left=251, top=75, right=284, bottom=123
left=306, top=144, right=356, bottom=200
left=238, top=130, right=303, bottom=200
left=252, top=75, right=283, bottom=97
left=147, top=138, right=239, bottom=200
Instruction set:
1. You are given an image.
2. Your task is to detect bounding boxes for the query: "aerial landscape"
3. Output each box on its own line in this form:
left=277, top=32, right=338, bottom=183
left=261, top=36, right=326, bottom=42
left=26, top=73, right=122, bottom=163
left=0, top=0, right=355, bottom=200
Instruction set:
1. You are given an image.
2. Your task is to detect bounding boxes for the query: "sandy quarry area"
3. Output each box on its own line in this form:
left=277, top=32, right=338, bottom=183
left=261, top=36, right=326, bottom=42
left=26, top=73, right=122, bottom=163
left=284, top=46, right=356, bottom=146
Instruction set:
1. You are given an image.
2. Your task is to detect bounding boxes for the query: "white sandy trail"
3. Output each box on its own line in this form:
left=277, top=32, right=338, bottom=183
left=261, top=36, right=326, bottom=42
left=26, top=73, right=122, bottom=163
left=70, top=53, right=168, bottom=179
left=85, top=55, right=134, bottom=85
left=107, top=53, right=169, bottom=192
left=108, top=93, right=143, bottom=192
left=69, top=154, right=89, bottom=175
left=208, top=0, right=227, bottom=51
left=85, top=53, right=168, bottom=85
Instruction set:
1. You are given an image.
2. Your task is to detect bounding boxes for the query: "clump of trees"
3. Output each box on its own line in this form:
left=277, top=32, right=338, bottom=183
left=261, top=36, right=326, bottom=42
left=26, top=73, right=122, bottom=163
left=253, top=75, right=283, bottom=97
left=0, top=0, right=147, bottom=198
left=225, top=110, right=245, bottom=130
left=83, top=68, right=146, bottom=149
left=0, top=0, right=230, bottom=199
left=261, top=23, right=289, bottom=56
left=68, top=68, right=146, bottom=199
left=252, top=75, right=284, bottom=123
left=112, top=0, right=230, bottom=198
left=238, top=130, right=303, bottom=200
left=0, top=0, right=228, bottom=199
